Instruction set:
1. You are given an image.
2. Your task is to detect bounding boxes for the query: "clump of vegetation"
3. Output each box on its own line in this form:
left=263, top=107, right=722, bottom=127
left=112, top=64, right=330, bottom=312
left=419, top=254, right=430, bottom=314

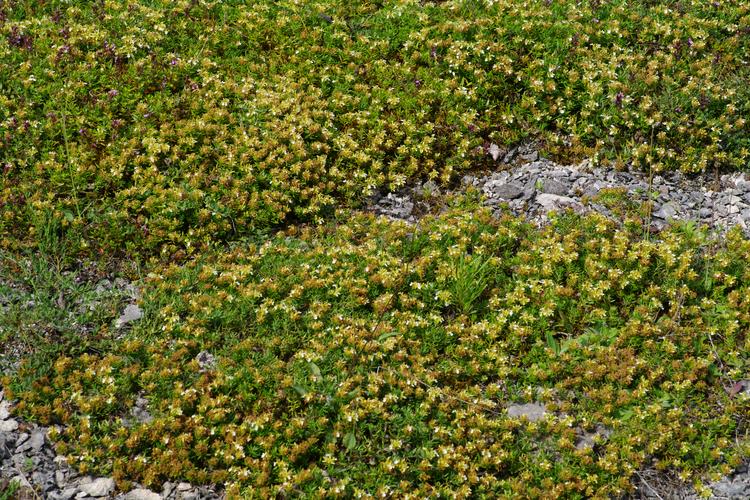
left=2, top=1, right=750, bottom=497
left=1, top=0, right=749, bottom=259
left=6, top=202, right=748, bottom=497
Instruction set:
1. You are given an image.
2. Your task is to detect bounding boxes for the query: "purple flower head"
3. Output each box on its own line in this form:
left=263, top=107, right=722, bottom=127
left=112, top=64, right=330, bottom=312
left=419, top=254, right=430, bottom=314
left=615, top=92, right=624, bottom=107
left=108, top=89, right=119, bottom=98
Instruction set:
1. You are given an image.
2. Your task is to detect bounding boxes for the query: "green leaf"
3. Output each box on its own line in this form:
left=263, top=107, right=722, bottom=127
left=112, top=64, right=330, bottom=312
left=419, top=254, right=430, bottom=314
left=344, top=432, right=356, bottom=450
left=377, top=331, right=400, bottom=342
left=545, top=331, right=560, bottom=354
left=308, top=361, right=322, bottom=378
left=292, top=385, right=308, bottom=397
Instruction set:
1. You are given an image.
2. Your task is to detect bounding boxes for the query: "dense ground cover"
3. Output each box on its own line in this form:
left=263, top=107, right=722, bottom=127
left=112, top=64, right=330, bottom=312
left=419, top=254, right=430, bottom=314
left=1, top=0, right=749, bottom=258
left=4, top=201, right=750, bottom=497
left=1, top=0, right=750, bottom=498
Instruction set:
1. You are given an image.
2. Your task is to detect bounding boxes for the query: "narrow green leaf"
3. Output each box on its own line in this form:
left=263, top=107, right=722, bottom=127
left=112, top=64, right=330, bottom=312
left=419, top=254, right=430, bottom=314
left=546, top=331, right=560, bottom=354
left=377, top=331, right=399, bottom=342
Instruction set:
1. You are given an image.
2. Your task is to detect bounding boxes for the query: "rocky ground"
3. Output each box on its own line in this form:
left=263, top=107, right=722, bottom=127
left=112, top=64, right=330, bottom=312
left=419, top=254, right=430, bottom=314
left=371, top=143, right=750, bottom=238
left=2, top=148, right=749, bottom=499
left=0, top=391, right=221, bottom=500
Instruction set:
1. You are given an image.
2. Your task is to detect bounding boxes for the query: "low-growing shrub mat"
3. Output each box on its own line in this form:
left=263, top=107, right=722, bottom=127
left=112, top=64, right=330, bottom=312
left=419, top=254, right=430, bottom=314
left=4, top=205, right=748, bottom=498
left=2, top=0, right=750, bottom=260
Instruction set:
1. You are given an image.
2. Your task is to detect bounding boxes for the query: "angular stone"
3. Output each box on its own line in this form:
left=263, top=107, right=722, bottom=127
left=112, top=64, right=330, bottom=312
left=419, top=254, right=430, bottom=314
left=488, top=143, right=502, bottom=161
left=539, top=179, right=570, bottom=196
left=507, top=403, right=547, bottom=422
left=29, top=430, right=45, bottom=452
left=125, top=488, right=162, bottom=500
left=161, top=482, right=175, bottom=498
left=519, top=150, right=538, bottom=163
left=536, top=193, right=583, bottom=213
left=49, top=489, right=78, bottom=500
left=486, top=182, right=524, bottom=200
left=374, top=193, right=414, bottom=220
left=79, top=477, right=115, bottom=497
left=32, top=471, right=56, bottom=492
left=461, top=175, right=477, bottom=187
left=0, top=419, right=18, bottom=432
left=0, top=400, right=11, bottom=420
left=116, top=304, right=143, bottom=328
left=653, top=202, right=678, bottom=220
left=710, top=476, right=750, bottom=499
left=15, top=432, right=29, bottom=446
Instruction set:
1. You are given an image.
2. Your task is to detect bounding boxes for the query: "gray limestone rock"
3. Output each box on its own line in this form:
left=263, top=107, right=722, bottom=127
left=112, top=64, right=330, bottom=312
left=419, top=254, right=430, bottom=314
left=519, top=149, right=538, bottom=163
left=539, top=178, right=570, bottom=196
left=373, top=193, right=414, bottom=220
left=116, top=304, right=143, bottom=328
left=162, top=482, right=175, bottom=497
left=78, top=477, right=115, bottom=497
left=654, top=202, right=679, bottom=220
left=461, top=175, right=477, bottom=187
left=49, top=488, right=79, bottom=500
left=536, top=193, right=583, bottom=213
left=0, top=419, right=18, bottom=432
left=125, top=488, right=163, bottom=500
left=0, top=400, right=11, bottom=420
left=176, top=482, right=191, bottom=492
left=32, top=470, right=56, bottom=492
left=488, top=143, right=502, bottom=161
left=507, top=403, right=547, bottom=422
left=123, top=397, right=152, bottom=428
left=15, top=432, right=28, bottom=446
left=29, top=430, right=45, bottom=452
left=485, top=182, right=524, bottom=200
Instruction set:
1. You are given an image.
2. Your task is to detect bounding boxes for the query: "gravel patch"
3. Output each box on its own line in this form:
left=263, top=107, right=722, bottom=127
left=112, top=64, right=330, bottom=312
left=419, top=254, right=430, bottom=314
left=370, top=147, right=750, bottom=238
